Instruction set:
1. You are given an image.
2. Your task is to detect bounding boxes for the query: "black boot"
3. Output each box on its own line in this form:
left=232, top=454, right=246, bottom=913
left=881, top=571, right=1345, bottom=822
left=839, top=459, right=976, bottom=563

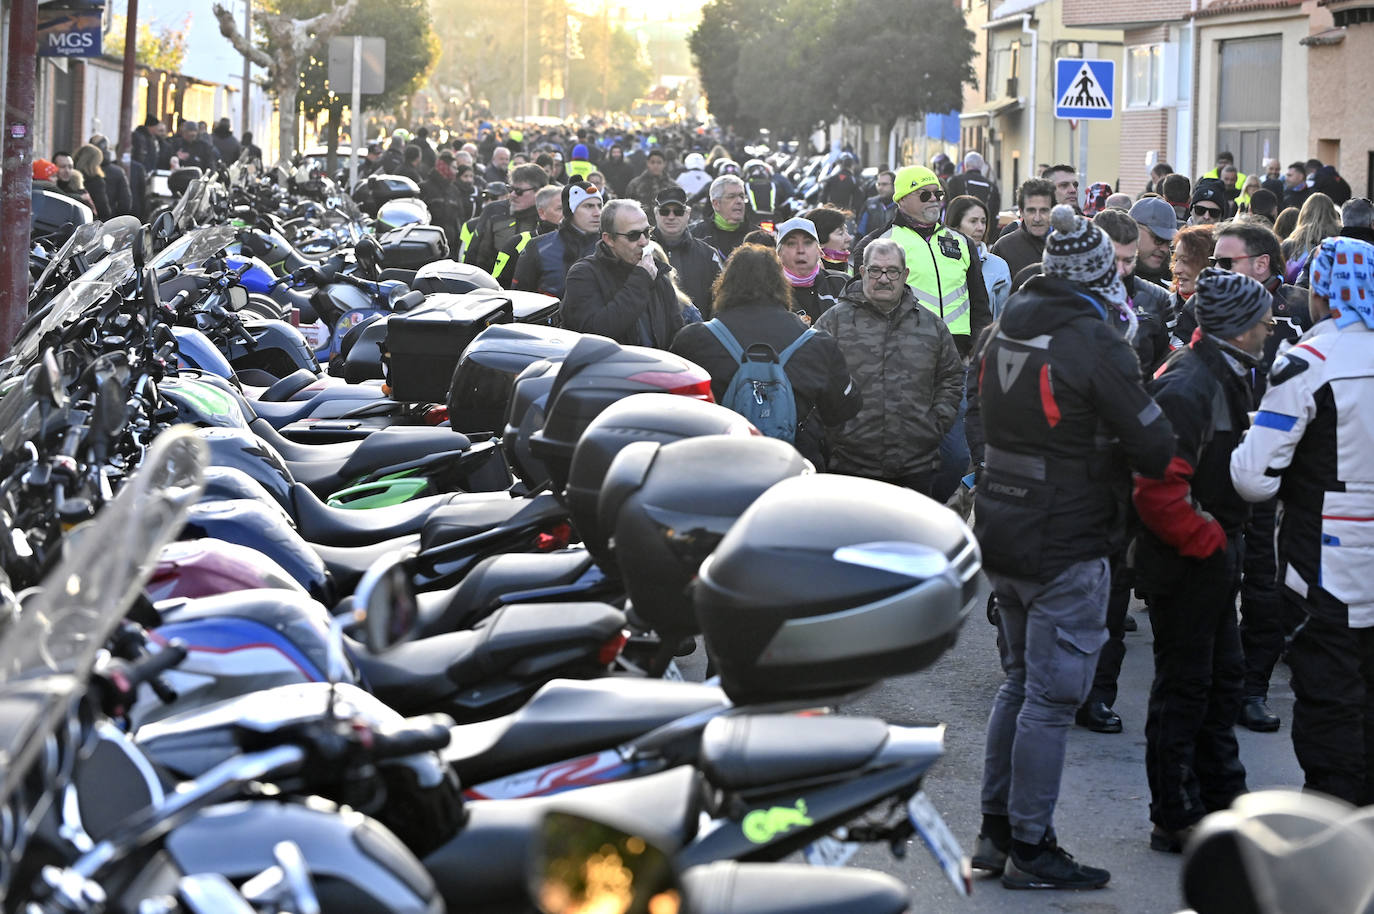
left=1075, top=701, right=1123, bottom=733
left=1238, top=696, right=1281, bottom=732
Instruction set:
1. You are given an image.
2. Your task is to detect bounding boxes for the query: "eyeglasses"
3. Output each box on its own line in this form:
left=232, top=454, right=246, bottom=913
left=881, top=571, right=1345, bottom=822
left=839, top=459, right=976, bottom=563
left=1259, top=318, right=1276, bottom=330
left=612, top=228, right=651, bottom=242
left=511, top=185, right=535, bottom=196
left=1209, top=254, right=1256, bottom=270
left=865, top=266, right=905, bottom=280
left=1193, top=204, right=1221, bottom=217
left=657, top=204, right=687, bottom=217
left=916, top=188, right=945, bottom=202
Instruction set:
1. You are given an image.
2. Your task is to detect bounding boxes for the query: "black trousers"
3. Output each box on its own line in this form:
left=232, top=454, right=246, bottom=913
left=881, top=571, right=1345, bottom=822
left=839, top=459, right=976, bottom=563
left=1285, top=595, right=1374, bottom=805
left=1144, top=543, right=1248, bottom=830
left=1240, top=498, right=1285, bottom=699
left=1087, top=551, right=1130, bottom=708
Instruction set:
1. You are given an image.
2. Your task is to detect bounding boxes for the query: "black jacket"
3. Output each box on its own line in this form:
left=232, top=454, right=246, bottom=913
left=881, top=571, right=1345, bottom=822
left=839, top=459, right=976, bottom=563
left=513, top=221, right=598, bottom=298
left=989, top=226, right=1046, bottom=281
left=421, top=172, right=467, bottom=251
left=945, top=170, right=1001, bottom=220
left=1133, top=336, right=1254, bottom=586
left=561, top=242, right=685, bottom=348
left=653, top=229, right=722, bottom=317
left=670, top=302, right=862, bottom=468
left=162, top=137, right=216, bottom=170
left=968, top=274, right=1175, bottom=580
left=131, top=126, right=163, bottom=172
left=689, top=217, right=759, bottom=260
left=789, top=270, right=849, bottom=320
left=821, top=170, right=866, bottom=213
left=465, top=200, right=539, bottom=275
left=211, top=127, right=241, bottom=164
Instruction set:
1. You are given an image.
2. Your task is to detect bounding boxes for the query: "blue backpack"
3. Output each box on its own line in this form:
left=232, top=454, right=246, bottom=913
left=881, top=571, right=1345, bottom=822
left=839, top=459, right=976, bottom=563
left=704, top=320, right=818, bottom=441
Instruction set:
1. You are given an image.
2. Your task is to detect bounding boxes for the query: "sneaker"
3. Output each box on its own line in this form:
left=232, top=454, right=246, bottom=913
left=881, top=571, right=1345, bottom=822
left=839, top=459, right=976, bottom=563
left=1002, top=842, right=1110, bottom=890
left=971, top=833, right=1009, bottom=874
left=1149, top=823, right=1197, bottom=854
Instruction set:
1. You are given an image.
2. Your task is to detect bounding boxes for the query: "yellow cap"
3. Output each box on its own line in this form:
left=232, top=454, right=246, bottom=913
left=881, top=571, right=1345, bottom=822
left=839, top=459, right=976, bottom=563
left=892, top=165, right=940, bottom=202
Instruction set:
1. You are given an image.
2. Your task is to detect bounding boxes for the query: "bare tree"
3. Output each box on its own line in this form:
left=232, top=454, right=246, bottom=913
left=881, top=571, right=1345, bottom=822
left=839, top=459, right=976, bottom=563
left=213, top=0, right=360, bottom=163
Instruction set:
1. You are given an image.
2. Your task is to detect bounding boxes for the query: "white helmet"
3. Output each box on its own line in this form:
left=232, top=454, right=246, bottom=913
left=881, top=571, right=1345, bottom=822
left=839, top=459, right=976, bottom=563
left=684, top=152, right=706, bottom=171
left=743, top=158, right=771, bottom=178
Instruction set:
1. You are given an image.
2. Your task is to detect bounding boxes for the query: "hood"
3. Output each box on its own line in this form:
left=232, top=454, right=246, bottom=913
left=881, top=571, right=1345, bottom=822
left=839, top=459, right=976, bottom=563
left=1341, top=225, right=1374, bottom=246
left=998, top=274, right=1108, bottom=340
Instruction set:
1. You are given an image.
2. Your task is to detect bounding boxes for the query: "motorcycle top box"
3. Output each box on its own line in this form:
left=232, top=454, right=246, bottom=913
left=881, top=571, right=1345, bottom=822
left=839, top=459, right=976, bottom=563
left=528, top=335, right=714, bottom=494
left=377, top=222, right=448, bottom=270
left=352, top=173, right=422, bottom=215
left=565, top=396, right=758, bottom=568
left=693, top=475, right=981, bottom=704
left=385, top=293, right=515, bottom=403
left=449, top=324, right=583, bottom=433
left=411, top=259, right=501, bottom=296
left=599, top=435, right=811, bottom=636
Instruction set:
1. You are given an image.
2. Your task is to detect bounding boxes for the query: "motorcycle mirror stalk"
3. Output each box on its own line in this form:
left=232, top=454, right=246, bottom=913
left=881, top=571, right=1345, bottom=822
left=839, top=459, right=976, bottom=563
left=324, top=548, right=420, bottom=711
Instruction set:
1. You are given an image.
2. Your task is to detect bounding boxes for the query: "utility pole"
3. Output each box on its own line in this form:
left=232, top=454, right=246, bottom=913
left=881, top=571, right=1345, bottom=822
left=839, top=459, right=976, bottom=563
left=0, top=0, right=38, bottom=354
left=117, top=0, right=139, bottom=162
left=521, top=0, right=527, bottom=122
left=241, top=0, right=252, bottom=137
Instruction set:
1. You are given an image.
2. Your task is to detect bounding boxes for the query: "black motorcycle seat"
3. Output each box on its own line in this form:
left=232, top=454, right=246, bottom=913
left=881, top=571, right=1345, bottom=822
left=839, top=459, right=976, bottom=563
left=698, top=715, right=891, bottom=791
left=681, top=863, right=909, bottom=914
left=421, top=766, right=698, bottom=913
left=416, top=496, right=528, bottom=553
left=360, top=602, right=626, bottom=715
left=290, top=482, right=461, bottom=547
left=418, top=491, right=565, bottom=553
left=312, top=534, right=421, bottom=593
left=420, top=548, right=595, bottom=637
left=276, top=285, right=315, bottom=314
left=248, top=386, right=387, bottom=427
left=259, top=370, right=317, bottom=403
left=337, top=426, right=473, bottom=481
left=444, top=677, right=729, bottom=786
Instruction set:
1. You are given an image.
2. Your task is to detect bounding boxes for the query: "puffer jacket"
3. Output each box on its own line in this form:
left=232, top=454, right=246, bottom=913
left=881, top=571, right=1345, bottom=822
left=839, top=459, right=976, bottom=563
left=813, top=280, right=963, bottom=479
left=512, top=221, right=598, bottom=298
left=560, top=242, right=685, bottom=348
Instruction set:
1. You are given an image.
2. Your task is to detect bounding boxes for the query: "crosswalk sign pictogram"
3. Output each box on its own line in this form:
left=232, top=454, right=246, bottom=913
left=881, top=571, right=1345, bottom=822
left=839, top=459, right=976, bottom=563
left=1055, top=59, right=1115, bottom=120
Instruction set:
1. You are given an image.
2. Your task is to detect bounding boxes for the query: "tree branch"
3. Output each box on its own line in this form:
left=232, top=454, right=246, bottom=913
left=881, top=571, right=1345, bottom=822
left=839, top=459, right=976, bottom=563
left=212, top=3, right=274, bottom=71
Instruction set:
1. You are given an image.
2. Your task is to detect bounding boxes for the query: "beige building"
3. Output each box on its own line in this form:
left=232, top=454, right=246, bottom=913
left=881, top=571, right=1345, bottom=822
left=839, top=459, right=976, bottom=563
left=960, top=0, right=1123, bottom=210
left=1305, top=0, right=1374, bottom=197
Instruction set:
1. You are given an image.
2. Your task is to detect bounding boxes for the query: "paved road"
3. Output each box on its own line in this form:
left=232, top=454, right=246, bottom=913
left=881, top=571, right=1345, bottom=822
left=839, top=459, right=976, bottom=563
left=684, top=578, right=1304, bottom=913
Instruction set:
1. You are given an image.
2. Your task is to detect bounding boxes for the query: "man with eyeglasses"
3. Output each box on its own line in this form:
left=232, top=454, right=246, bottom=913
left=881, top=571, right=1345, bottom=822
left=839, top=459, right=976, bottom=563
left=1133, top=269, right=1269, bottom=854
left=690, top=174, right=761, bottom=260
left=463, top=163, right=550, bottom=275
left=651, top=186, right=722, bottom=317
left=814, top=239, right=962, bottom=494
left=1129, top=197, right=1177, bottom=287
left=493, top=185, right=562, bottom=289
left=561, top=198, right=685, bottom=348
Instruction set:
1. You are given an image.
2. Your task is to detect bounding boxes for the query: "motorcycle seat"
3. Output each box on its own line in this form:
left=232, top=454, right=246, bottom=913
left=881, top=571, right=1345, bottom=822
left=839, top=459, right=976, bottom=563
left=698, top=715, right=891, bottom=791
left=259, top=370, right=317, bottom=402
left=247, top=385, right=388, bottom=427
left=312, top=534, right=421, bottom=593
left=290, top=482, right=478, bottom=547
left=681, top=863, right=909, bottom=914
left=418, top=493, right=563, bottom=552
left=444, top=677, right=729, bottom=787
left=358, top=602, right=626, bottom=715
left=421, top=548, right=595, bottom=636
left=421, top=766, right=698, bottom=912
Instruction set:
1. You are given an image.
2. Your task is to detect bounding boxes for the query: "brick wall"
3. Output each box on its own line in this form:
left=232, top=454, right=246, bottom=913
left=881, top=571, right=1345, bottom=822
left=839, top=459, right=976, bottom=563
left=1064, top=0, right=1192, bottom=27
left=1118, top=108, right=1171, bottom=194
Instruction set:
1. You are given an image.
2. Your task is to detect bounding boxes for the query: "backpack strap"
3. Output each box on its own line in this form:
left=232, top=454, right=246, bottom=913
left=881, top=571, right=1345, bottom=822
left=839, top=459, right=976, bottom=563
left=705, top=319, right=746, bottom=362
left=777, top=327, right=819, bottom=366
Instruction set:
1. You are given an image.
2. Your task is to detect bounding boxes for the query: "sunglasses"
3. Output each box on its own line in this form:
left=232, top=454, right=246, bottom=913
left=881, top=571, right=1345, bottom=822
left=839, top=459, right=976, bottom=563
left=915, top=188, right=945, bottom=202
left=511, top=185, right=535, bottom=196
left=657, top=204, right=686, bottom=217
left=1193, top=204, right=1221, bottom=217
left=612, top=228, right=651, bottom=242
left=1208, top=253, right=1256, bottom=270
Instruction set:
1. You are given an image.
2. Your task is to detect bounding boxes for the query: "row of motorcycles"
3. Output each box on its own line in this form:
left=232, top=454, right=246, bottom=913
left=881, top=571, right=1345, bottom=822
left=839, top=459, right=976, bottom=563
left=1, top=154, right=1352, bottom=914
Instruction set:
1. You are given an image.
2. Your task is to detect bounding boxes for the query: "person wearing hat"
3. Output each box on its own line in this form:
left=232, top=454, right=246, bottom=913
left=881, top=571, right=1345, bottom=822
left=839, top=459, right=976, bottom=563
left=812, top=237, right=961, bottom=491
left=513, top=180, right=601, bottom=299
left=626, top=149, right=679, bottom=224
left=773, top=216, right=849, bottom=320
left=1129, top=196, right=1178, bottom=288
left=853, top=164, right=991, bottom=357
left=689, top=174, right=761, bottom=260
left=493, top=185, right=562, bottom=288
left=1189, top=178, right=1228, bottom=226
left=968, top=205, right=1176, bottom=890
left=458, top=179, right=512, bottom=261
left=567, top=144, right=595, bottom=182
left=1232, top=236, right=1374, bottom=807
left=1132, top=268, right=1271, bottom=853
left=650, top=186, right=722, bottom=317
left=421, top=149, right=469, bottom=253
left=675, top=152, right=712, bottom=201
left=464, top=163, right=550, bottom=275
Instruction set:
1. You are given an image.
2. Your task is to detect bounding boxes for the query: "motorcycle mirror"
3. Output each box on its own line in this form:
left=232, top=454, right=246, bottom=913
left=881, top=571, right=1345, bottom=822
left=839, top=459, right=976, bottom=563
left=132, top=225, right=151, bottom=271
left=227, top=286, right=249, bottom=311
left=94, top=373, right=129, bottom=439
left=36, top=349, right=68, bottom=411
left=353, top=549, right=420, bottom=655
left=529, top=812, right=679, bottom=914
left=152, top=211, right=177, bottom=245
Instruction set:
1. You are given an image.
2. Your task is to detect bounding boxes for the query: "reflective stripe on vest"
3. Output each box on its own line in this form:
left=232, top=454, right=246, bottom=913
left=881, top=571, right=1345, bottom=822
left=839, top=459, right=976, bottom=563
left=460, top=222, right=476, bottom=259
left=747, top=183, right=776, bottom=213
left=493, top=230, right=534, bottom=280
left=887, top=224, right=973, bottom=337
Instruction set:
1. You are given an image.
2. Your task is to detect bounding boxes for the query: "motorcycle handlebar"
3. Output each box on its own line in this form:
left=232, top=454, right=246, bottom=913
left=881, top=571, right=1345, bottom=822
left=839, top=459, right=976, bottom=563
left=369, top=714, right=454, bottom=759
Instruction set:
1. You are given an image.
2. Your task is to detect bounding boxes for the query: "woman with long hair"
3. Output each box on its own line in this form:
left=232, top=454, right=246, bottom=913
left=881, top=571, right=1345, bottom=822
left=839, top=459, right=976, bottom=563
left=1282, top=192, right=1341, bottom=282
left=72, top=144, right=110, bottom=220
left=1168, top=224, right=1217, bottom=346
left=945, top=194, right=1012, bottom=317
left=670, top=243, right=860, bottom=469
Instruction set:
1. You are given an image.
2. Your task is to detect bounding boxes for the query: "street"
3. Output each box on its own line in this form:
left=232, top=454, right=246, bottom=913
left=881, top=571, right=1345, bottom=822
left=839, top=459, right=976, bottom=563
left=687, top=580, right=1304, bottom=913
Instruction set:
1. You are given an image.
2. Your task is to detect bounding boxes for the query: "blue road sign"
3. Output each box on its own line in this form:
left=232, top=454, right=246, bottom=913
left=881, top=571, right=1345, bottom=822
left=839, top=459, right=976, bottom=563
left=1054, top=59, right=1115, bottom=120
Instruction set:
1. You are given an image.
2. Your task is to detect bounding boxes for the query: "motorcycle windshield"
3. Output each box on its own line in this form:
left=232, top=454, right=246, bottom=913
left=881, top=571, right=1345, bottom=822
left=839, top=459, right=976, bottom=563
left=0, top=428, right=206, bottom=806
left=149, top=225, right=239, bottom=273
left=7, top=249, right=137, bottom=375
left=30, top=221, right=106, bottom=296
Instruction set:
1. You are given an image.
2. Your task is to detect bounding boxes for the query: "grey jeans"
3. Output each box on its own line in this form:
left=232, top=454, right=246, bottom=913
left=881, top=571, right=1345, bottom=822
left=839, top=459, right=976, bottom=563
left=980, top=557, right=1111, bottom=844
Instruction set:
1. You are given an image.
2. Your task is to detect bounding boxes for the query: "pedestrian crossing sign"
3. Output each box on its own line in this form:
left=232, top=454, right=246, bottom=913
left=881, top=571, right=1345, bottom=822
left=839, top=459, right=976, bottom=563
left=1054, top=59, right=1115, bottom=120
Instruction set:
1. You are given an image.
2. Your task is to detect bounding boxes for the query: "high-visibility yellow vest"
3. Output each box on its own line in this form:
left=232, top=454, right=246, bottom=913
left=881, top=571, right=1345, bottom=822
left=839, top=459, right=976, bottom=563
left=884, top=223, right=974, bottom=337
left=493, top=231, right=535, bottom=284
left=567, top=160, right=595, bottom=181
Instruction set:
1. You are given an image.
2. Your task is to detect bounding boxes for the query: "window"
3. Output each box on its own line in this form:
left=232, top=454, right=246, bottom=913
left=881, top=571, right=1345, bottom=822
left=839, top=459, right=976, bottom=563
left=988, top=41, right=1023, bottom=99
left=1126, top=44, right=1163, bottom=107
left=1216, top=35, right=1281, bottom=173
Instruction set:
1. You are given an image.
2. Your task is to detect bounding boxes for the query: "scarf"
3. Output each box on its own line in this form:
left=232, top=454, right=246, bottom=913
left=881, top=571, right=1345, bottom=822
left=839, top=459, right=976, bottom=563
left=714, top=212, right=742, bottom=232
left=821, top=247, right=849, bottom=266
left=784, top=263, right=822, bottom=287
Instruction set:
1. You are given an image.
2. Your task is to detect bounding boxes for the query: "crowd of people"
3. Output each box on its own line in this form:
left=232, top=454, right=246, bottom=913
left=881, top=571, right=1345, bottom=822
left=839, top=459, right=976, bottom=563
left=30, top=110, right=1374, bottom=893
